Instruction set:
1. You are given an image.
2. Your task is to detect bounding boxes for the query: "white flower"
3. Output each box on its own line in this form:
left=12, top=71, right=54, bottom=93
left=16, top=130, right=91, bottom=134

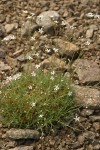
left=31, top=71, right=36, bottom=77
left=86, top=12, right=94, bottom=18
left=35, top=64, right=41, bottom=69
left=85, top=40, right=90, bottom=46
left=54, top=84, right=60, bottom=91
left=68, top=91, right=73, bottom=96
left=61, top=20, right=67, bottom=26
left=51, top=71, right=55, bottom=75
left=54, top=20, right=58, bottom=24
left=38, top=28, right=44, bottom=34
left=30, top=37, right=35, bottom=41
left=27, top=56, right=33, bottom=60
left=28, top=85, right=32, bottom=90
left=50, top=76, right=54, bottom=80
left=27, top=15, right=32, bottom=19
left=53, top=47, right=58, bottom=53
left=45, top=48, right=51, bottom=53
left=31, top=46, right=35, bottom=50
left=23, top=10, right=28, bottom=13
left=74, top=115, right=80, bottom=122
left=39, top=114, right=43, bottom=118
left=31, top=102, right=36, bottom=107
left=35, top=53, right=39, bottom=57
left=30, top=12, right=35, bottom=16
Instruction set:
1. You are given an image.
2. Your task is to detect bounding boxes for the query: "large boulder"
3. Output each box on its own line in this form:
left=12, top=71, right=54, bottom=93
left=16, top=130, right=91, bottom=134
left=73, top=85, right=100, bottom=109
left=72, top=59, right=100, bottom=84
left=36, top=11, right=59, bottom=31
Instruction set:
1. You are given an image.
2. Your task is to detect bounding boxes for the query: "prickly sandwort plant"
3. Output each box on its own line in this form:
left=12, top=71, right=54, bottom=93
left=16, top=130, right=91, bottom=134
left=0, top=69, right=78, bottom=133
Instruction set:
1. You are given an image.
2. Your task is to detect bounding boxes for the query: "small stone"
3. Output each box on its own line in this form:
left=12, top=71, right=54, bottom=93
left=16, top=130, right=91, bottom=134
left=6, top=129, right=40, bottom=140
left=86, top=29, right=94, bottom=38
left=40, top=55, right=67, bottom=71
left=21, top=21, right=38, bottom=37
left=0, top=61, right=11, bottom=71
left=53, top=38, right=79, bottom=58
left=5, top=23, right=18, bottom=34
left=81, top=109, right=94, bottom=116
left=90, top=24, right=98, bottom=31
left=5, top=56, right=17, bottom=68
left=6, top=141, right=16, bottom=149
left=78, top=135, right=85, bottom=144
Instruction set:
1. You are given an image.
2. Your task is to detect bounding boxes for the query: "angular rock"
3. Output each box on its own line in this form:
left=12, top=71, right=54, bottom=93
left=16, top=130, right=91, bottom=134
left=21, top=21, right=38, bottom=37
left=40, top=55, right=67, bottom=71
left=81, top=109, right=94, bottom=116
left=72, top=59, right=100, bottom=84
left=0, top=61, right=11, bottom=71
left=73, top=85, right=100, bottom=108
left=6, top=129, right=40, bottom=140
left=5, top=56, right=17, bottom=68
left=9, top=146, right=33, bottom=150
left=5, top=23, right=18, bottom=34
left=86, top=29, right=94, bottom=38
left=53, top=38, right=79, bottom=58
left=36, top=11, right=59, bottom=30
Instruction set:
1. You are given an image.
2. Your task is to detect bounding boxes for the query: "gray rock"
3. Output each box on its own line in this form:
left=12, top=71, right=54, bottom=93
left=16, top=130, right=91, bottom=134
left=73, top=85, right=100, bottom=108
left=9, top=146, right=33, bottom=150
left=81, top=109, right=94, bottom=116
left=36, top=11, right=59, bottom=30
left=21, top=21, right=38, bottom=37
left=5, top=23, right=18, bottom=34
left=0, top=61, right=11, bottom=71
left=86, top=29, right=94, bottom=38
left=72, top=59, right=100, bottom=84
left=90, top=24, right=98, bottom=31
left=6, top=129, right=40, bottom=140
left=53, top=38, right=79, bottom=57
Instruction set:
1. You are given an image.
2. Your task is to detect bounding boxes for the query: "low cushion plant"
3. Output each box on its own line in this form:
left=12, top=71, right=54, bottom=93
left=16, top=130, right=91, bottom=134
left=0, top=69, right=77, bottom=132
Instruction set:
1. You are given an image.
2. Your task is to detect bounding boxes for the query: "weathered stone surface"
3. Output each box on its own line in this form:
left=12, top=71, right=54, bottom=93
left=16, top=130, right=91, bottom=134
left=5, top=23, right=18, bottom=34
left=81, top=109, right=94, bottom=116
left=72, top=59, right=100, bottom=84
left=6, top=129, right=40, bottom=140
left=53, top=38, right=79, bottom=57
left=36, top=11, right=59, bottom=30
left=5, top=56, right=17, bottom=68
left=0, top=61, right=11, bottom=71
left=40, top=55, right=67, bottom=71
left=73, top=85, right=100, bottom=108
left=21, top=21, right=38, bottom=37
left=86, top=29, right=94, bottom=38
left=9, top=146, right=33, bottom=150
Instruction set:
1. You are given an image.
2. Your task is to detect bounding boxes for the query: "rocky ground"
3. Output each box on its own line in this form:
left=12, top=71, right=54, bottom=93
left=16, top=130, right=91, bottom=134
left=0, top=0, right=100, bottom=150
